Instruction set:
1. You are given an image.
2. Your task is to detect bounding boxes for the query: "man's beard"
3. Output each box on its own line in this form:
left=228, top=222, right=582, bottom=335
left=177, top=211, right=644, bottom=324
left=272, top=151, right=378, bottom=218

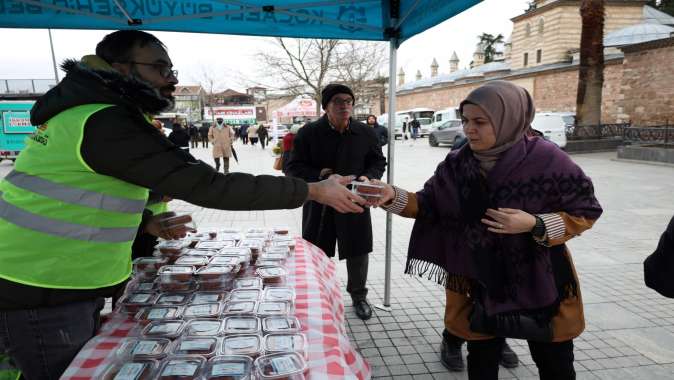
left=129, top=68, right=175, bottom=108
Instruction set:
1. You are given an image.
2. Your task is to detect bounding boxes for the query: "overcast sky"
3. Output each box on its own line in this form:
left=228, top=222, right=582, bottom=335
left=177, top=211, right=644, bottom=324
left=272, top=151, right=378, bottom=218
left=0, top=0, right=530, bottom=91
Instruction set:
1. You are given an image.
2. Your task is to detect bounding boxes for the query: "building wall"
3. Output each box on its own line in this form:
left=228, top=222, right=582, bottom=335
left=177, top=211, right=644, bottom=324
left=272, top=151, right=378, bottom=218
left=619, top=39, right=674, bottom=125
left=511, top=1, right=645, bottom=70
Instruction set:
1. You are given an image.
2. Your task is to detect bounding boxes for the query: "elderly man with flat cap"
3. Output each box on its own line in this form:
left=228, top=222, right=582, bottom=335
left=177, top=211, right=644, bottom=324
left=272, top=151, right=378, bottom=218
left=286, top=83, right=387, bottom=320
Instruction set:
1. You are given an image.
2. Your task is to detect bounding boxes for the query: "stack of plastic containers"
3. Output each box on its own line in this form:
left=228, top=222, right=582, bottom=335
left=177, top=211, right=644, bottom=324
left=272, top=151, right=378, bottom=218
left=105, top=226, right=309, bottom=379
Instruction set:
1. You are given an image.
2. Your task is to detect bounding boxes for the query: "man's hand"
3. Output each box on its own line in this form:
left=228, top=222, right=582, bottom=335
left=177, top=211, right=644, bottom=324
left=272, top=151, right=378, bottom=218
left=307, top=174, right=366, bottom=213
left=481, top=208, right=537, bottom=234
left=145, top=213, right=193, bottom=240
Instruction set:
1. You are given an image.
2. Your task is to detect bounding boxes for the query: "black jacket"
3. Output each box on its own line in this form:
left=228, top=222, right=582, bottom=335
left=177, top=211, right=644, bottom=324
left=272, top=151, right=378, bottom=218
left=286, top=115, right=386, bottom=259
left=169, top=127, right=190, bottom=148
left=0, top=58, right=308, bottom=310
left=644, top=216, right=674, bottom=298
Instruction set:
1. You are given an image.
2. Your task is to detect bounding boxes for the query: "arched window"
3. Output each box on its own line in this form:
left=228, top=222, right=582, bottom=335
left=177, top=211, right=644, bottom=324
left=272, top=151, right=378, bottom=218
left=538, top=18, right=545, bottom=35
left=525, top=23, right=532, bottom=37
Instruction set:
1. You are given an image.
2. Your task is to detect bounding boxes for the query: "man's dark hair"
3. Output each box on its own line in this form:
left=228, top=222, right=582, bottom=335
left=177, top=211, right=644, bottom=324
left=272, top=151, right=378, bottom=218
left=96, top=30, right=166, bottom=64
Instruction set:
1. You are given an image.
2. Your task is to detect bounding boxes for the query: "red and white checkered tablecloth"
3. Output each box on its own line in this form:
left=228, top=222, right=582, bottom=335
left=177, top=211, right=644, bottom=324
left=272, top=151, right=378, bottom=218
left=61, top=238, right=371, bottom=380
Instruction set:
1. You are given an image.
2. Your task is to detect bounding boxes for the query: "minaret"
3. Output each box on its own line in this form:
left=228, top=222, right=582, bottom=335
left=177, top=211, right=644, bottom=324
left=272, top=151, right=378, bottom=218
left=430, top=58, right=439, bottom=77
left=397, top=67, right=405, bottom=86
left=415, top=70, right=422, bottom=81
left=449, top=51, right=459, bottom=73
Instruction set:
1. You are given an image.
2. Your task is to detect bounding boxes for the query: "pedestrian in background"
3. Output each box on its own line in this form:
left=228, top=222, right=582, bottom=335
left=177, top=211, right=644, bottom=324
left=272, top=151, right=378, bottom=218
left=258, top=124, right=269, bottom=149
left=188, top=123, right=199, bottom=149
left=209, top=117, right=235, bottom=173
left=199, top=123, right=210, bottom=148
left=367, top=114, right=388, bottom=147
left=248, top=123, right=259, bottom=146
left=240, top=123, right=249, bottom=145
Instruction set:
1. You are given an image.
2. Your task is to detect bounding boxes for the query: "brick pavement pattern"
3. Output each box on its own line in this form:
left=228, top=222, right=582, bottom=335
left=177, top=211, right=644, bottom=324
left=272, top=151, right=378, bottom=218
left=2, top=138, right=673, bottom=379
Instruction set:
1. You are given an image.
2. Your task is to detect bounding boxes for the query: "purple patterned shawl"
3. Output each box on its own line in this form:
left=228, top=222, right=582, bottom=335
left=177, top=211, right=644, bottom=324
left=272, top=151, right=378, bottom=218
left=405, top=136, right=603, bottom=317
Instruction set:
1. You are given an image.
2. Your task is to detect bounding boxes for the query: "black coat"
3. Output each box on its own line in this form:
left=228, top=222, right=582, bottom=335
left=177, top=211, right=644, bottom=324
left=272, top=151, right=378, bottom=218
left=169, top=127, right=190, bottom=148
left=372, top=123, right=389, bottom=146
left=644, top=216, right=674, bottom=297
left=286, top=115, right=387, bottom=259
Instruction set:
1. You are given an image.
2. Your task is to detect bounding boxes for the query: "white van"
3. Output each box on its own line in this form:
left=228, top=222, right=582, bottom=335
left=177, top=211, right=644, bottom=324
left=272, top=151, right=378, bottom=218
left=430, top=107, right=461, bottom=131
left=531, top=112, right=574, bottom=149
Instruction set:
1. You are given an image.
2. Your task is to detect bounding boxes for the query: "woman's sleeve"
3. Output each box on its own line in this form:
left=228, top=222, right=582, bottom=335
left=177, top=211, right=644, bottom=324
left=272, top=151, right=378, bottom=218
left=381, top=186, right=418, bottom=218
left=533, top=212, right=599, bottom=247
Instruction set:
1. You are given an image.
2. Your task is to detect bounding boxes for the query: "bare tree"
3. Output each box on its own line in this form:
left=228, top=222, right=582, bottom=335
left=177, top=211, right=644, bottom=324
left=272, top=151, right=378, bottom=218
left=191, top=65, right=227, bottom=123
left=257, top=38, right=387, bottom=115
left=575, top=0, right=605, bottom=130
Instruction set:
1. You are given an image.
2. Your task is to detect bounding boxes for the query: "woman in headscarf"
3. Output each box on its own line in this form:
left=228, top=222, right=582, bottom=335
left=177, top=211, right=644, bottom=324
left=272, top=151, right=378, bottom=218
left=373, top=81, right=603, bottom=379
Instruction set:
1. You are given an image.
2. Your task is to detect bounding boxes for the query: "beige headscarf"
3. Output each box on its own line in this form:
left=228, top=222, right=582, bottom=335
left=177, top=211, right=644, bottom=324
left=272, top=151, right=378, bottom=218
left=459, top=81, right=535, bottom=173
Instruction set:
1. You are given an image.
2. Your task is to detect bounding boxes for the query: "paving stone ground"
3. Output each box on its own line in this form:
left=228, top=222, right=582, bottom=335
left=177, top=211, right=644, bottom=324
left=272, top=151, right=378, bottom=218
left=2, top=137, right=673, bottom=379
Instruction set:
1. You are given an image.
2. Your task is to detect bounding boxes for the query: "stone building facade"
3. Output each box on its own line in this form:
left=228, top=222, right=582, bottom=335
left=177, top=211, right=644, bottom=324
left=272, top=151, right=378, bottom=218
left=377, top=0, right=674, bottom=127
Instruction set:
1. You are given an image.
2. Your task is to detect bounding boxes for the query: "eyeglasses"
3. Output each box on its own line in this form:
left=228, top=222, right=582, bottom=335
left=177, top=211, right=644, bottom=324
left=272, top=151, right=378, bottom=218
left=126, top=61, right=178, bottom=79
left=330, top=98, right=354, bottom=106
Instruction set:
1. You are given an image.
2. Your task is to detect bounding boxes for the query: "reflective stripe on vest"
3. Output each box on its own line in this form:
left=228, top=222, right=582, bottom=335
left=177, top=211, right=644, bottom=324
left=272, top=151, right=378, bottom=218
left=0, top=191, right=137, bottom=243
left=4, top=170, right=146, bottom=214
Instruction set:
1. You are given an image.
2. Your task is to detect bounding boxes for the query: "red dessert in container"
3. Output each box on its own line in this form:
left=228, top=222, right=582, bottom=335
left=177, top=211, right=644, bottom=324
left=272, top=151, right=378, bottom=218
left=221, top=334, right=263, bottom=358
left=222, top=316, right=261, bottom=335
left=101, top=359, right=158, bottom=380
left=261, top=317, right=302, bottom=334
left=203, top=355, right=253, bottom=380
left=157, top=355, right=206, bottom=379
left=253, top=352, right=307, bottom=380
left=116, top=338, right=170, bottom=360
left=171, top=337, right=218, bottom=357
left=185, top=318, right=223, bottom=337
left=141, top=320, right=185, bottom=339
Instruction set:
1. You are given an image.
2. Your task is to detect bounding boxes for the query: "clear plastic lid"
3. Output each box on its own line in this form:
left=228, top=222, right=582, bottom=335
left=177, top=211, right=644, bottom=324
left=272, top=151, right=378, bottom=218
left=253, top=352, right=307, bottom=379
left=245, top=228, right=269, bottom=234
left=171, top=337, right=219, bottom=357
left=197, top=277, right=234, bottom=292
left=210, top=256, right=241, bottom=266
left=263, top=334, right=306, bottom=358
left=190, top=291, right=228, bottom=304
left=256, top=301, right=291, bottom=317
left=263, top=287, right=295, bottom=302
left=155, top=293, right=190, bottom=306
left=157, top=265, right=195, bottom=282
left=196, top=240, right=237, bottom=250
left=238, top=240, right=263, bottom=251
left=261, top=317, right=302, bottom=334
left=196, top=265, right=238, bottom=281
left=175, top=255, right=210, bottom=268
left=133, top=256, right=169, bottom=272
left=229, top=289, right=261, bottom=302
left=271, top=240, right=295, bottom=249
left=244, top=232, right=269, bottom=240
left=233, top=277, right=263, bottom=290
left=135, top=306, right=183, bottom=324
left=158, top=279, right=197, bottom=293
left=222, top=301, right=257, bottom=315
left=101, top=358, right=159, bottom=380
left=157, top=355, right=206, bottom=379
left=119, top=292, right=157, bottom=313
left=155, top=240, right=190, bottom=254
left=182, top=248, right=215, bottom=257
left=116, top=338, right=170, bottom=360
left=217, top=247, right=250, bottom=256
left=263, top=246, right=290, bottom=256
left=141, top=320, right=185, bottom=339
left=222, top=316, right=261, bottom=335
left=204, top=355, right=253, bottom=380
left=185, top=318, right=223, bottom=337
left=255, top=267, right=288, bottom=286
left=126, top=279, right=158, bottom=293
left=220, top=228, right=242, bottom=234
left=221, top=335, right=263, bottom=358
left=183, top=303, right=222, bottom=319
left=255, top=259, right=285, bottom=268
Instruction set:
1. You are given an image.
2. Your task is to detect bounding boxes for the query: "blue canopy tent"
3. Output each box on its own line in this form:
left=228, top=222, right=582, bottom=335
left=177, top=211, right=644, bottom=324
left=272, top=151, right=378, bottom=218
left=0, top=0, right=481, bottom=309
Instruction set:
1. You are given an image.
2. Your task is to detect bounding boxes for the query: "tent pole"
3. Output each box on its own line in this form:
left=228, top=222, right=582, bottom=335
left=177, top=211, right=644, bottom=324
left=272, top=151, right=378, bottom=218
left=48, top=29, right=59, bottom=83
left=383, top=37, right=398, bottom=310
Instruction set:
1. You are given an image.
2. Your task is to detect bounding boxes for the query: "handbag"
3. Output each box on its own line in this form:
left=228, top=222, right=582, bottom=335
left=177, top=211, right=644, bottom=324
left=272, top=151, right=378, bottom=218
left=273, top=156, right=283, bottom=171
left=469, top=301, right=554, bottom=342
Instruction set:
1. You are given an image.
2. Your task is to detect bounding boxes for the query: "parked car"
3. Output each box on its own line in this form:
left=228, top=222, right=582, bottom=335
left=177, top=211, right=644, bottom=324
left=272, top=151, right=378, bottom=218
left=531, top=112, right=574, bottom=149
left=428, top=119, right=464, bottom=147
left=430, top=107, right=460, bottom=131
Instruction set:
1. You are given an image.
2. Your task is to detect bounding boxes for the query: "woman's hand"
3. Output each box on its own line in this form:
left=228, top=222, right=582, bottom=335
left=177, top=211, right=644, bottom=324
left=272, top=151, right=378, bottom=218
left=481, top=208, right=537, bottom=234
left=368, top=179, right=395, bottom=207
